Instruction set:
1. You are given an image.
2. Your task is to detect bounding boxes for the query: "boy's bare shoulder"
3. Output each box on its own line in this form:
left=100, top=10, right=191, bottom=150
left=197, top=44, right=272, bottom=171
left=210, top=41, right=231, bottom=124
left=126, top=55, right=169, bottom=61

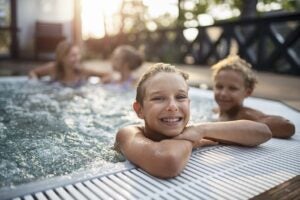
left=238, top=106, right=265, bottom=120
left=117, top=125, right=144, bottom=139
left=115, top=125, right=144, bottom=151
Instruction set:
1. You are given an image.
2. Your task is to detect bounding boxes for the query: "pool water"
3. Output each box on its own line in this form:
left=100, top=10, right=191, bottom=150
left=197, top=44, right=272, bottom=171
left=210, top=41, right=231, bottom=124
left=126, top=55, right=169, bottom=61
left=0, top=77, right=214, bottom=188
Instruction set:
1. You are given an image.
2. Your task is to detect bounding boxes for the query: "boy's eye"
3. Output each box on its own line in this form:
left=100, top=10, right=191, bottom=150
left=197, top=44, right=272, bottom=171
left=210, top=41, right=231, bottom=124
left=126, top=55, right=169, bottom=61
left=151, top=96, right=164, bottom=101
left=176, top=95, right=188, bottom=100
left=229, top=86, right=238, bottom=91
left=215, top=84, right=223, bottom=89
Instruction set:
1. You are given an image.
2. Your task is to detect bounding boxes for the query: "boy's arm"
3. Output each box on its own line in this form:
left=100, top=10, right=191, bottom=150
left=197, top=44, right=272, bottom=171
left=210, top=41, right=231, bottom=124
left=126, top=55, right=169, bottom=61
left=176, top=120, right=271, bottom=147
left=240, top=108, right=295, bottom=139
left=256, top=115, right=295, bottom=138
left=115, top=125, right=193, bottom=179
left=28, top=62, right=55, bottom=79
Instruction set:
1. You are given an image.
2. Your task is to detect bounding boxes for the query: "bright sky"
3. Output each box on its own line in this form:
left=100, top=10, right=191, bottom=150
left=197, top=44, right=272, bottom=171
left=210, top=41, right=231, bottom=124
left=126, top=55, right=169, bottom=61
left=81, top=0, right=122, bottom=39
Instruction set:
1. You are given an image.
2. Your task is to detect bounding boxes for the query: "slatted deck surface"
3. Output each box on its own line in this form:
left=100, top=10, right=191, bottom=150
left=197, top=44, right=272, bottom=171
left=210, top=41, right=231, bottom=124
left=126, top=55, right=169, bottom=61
left=2, top=135, right=299, bottom=200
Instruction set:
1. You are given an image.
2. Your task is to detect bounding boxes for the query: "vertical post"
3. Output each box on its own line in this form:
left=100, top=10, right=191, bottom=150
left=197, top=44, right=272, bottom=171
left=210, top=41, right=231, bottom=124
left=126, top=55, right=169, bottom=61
left=257, top=22, right=266, bottom=70
left=73, top=0, right=82, bottom=45
left=10, top=0, right=18, bottom=59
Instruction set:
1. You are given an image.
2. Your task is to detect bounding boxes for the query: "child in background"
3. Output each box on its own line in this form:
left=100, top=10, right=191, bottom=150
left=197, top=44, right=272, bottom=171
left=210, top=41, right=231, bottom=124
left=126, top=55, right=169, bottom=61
left=29, top=40, right=102, bottom=87
left=211, top=55, right=295, bottom=138
left=102, top=45, right=144, bottom=90
left=29, top=42, right=143, bottom=89
left=115, top=63, right=271, bottom=179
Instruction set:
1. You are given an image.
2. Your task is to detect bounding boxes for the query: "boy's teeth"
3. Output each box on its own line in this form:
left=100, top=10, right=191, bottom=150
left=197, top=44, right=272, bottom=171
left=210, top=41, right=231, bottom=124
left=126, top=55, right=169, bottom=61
left=161, top=117, right=180, bottom=122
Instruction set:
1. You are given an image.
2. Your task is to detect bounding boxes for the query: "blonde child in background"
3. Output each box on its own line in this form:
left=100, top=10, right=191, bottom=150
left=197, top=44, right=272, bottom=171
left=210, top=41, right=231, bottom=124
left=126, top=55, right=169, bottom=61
left=211, top=55, right=295, bottom=138
left=28, top=40, right=109, bottom=87
left=115, top=63, right=271, bottom=179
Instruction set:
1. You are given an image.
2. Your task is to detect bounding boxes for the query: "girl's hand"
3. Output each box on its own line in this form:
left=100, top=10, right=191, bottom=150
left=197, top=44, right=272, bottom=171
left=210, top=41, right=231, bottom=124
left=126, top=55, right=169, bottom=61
left=28, top=71, right=38, bottom=80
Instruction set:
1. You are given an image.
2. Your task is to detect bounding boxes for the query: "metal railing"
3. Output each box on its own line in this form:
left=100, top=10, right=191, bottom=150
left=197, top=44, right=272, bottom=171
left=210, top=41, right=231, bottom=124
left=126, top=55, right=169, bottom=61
left=86, top=12, right=300, bottom=75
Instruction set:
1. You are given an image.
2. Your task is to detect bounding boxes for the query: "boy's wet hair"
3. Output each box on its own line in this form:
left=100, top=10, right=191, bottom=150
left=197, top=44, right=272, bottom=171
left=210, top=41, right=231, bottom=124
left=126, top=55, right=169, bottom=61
left=211, top=55, right=258, bottom=90
left=136, top=63, right=189, bottom=105
left=112, top=45, right=144, bottom=70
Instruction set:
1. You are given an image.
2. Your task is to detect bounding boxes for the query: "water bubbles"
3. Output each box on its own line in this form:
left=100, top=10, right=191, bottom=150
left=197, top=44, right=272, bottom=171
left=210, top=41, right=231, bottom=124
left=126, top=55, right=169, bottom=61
left=0, top=78, right=214, bottom=188
left=24, top=93, right=60, bottom=113
left=0, top=123, right=7, bottom=140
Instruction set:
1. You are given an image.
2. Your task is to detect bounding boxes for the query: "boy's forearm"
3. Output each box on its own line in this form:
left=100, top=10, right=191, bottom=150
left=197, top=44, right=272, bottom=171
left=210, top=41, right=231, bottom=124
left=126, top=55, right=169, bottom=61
left=151, top=139, right=193, bottom=178
left=116, top=127, right=193, bottom=178
left=128, top=139, right=193, bottom=179
left=197, top=120, right=271, bottom=146
left=258, top=116, right=295, bottom=138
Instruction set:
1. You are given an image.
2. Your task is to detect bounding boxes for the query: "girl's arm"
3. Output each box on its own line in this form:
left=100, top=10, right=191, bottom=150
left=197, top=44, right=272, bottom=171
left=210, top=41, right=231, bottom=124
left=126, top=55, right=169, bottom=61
left=80, top=65, right=112, bottom=78
left=28, top=62, right=55, bottom=79
left=115, top=125, right=193, bottom=179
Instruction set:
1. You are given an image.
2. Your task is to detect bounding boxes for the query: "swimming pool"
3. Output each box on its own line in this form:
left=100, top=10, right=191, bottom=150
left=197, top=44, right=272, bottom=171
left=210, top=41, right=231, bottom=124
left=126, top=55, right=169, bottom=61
left=0, top=77, right=214, bottom=188
left=1, top=76, right=299, bottom=200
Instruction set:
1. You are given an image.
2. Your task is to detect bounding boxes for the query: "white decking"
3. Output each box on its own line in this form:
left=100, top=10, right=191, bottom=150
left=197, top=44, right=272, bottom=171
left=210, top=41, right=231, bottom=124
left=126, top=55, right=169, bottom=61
left=1, top=137, right=299, bottom=200
left=1, top=89, right=299, bottom=200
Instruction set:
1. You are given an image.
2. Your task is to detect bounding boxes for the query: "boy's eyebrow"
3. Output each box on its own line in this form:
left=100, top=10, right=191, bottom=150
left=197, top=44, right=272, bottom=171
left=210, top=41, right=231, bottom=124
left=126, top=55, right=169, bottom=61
left=178, top=89, right=188, bottom=93
left=148, top=91, right=163, bottom=96
left=148, top=89, right=188, bottom=96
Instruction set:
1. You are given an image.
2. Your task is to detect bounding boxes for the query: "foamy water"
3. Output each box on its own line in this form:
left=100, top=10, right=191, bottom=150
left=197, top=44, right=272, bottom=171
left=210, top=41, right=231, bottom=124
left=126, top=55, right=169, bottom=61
left=0, top=77, right=214, bottom=187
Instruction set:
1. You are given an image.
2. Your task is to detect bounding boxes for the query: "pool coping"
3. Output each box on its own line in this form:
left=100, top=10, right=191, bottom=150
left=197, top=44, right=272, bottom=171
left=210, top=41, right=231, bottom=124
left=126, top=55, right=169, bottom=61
left=0, top=161, right=136, bottom=200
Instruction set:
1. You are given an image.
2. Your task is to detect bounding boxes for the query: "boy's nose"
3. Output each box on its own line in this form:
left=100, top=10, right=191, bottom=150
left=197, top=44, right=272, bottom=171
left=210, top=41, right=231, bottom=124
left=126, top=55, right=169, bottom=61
left=166, top=99, right=178, bottom=111
left=219, top=88, right=228, bottom=96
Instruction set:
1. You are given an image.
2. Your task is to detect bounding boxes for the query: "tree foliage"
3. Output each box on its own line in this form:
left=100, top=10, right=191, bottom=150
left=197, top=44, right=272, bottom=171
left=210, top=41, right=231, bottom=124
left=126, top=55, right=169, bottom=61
left=116, top=0, right=299, bottom=34
left=178, top=0, right=299, bottom=26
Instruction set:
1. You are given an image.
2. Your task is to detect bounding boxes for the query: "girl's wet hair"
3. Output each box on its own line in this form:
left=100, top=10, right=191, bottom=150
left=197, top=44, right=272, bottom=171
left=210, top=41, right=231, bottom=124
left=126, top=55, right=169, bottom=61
left=136, top=63, right=189, bottom=105
left=211, top=55, right=258, bottom=90
left=55, top=40, right=79, bottom=80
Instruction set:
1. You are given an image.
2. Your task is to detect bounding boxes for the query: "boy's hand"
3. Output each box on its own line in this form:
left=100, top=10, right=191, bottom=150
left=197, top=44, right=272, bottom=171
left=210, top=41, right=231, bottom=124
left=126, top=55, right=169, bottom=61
left=192, top=139, right=218, bottom=148
left=174, top=125, right=218, bottom=148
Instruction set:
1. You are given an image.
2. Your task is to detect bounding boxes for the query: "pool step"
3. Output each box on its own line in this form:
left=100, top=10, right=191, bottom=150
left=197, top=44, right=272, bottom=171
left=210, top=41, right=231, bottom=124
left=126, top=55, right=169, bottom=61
left=2, top=136, right=300, bottom=200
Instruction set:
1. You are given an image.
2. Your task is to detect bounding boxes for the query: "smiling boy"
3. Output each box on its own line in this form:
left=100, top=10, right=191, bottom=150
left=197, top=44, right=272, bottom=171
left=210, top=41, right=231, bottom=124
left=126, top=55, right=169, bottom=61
left=115, top=63, right=271, bottom=179
left=212, top=55, right=295, bottom=138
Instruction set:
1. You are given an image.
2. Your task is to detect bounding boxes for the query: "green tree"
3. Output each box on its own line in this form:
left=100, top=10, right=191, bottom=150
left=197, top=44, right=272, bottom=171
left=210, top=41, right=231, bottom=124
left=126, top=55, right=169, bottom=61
left=179, top=0, right=299, bottom=26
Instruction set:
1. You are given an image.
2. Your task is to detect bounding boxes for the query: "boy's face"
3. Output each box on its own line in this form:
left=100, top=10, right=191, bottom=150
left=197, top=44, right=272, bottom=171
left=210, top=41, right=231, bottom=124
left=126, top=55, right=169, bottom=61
left=134, top=72, right=190, bottom=138
left=111, top=54, right=122, bottom=71
left=213, top=69, right=252, bottom=112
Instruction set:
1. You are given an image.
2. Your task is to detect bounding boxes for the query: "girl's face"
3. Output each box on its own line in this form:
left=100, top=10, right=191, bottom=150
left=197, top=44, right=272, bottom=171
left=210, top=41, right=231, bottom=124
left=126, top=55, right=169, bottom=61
left=135, top=72, right=190, bottom=139
left=213, top=69, right=251, bottom=113
left=63, top=46, right=81, bottom=69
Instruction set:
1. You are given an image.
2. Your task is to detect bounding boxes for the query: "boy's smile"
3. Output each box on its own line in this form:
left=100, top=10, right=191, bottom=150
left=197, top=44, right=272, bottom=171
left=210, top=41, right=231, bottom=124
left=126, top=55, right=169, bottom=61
left=214, top=69, right=251, bottom=113
left=135, top=72, right=190, bottom=140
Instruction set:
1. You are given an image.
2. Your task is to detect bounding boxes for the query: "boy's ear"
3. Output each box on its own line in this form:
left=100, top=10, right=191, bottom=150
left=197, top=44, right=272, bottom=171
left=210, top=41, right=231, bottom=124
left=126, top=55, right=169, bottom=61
left=245, top=87, right=253, bottom=97
left=133, top=101, right=144, bottom=119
